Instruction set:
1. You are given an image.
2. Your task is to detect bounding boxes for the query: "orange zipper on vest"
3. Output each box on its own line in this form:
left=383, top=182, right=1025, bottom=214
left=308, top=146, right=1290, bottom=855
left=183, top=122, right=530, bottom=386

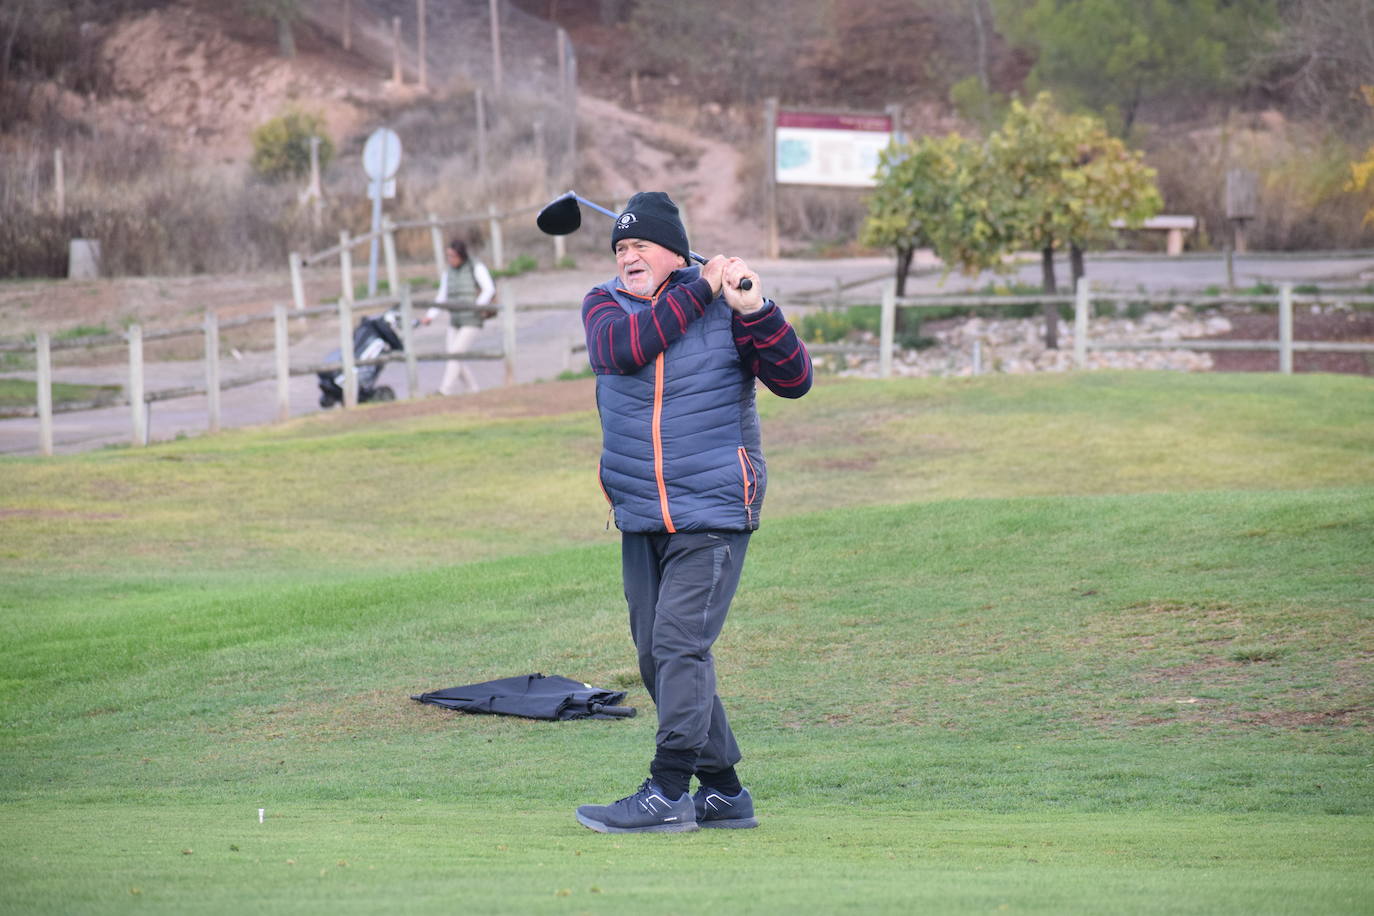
left=617, top=278, right=676, bottom=533
left=737, top=446, right=757, bottom=526
left=597, top=459, right=613, bottom=530
left=652, top=351, right=675, bottom=532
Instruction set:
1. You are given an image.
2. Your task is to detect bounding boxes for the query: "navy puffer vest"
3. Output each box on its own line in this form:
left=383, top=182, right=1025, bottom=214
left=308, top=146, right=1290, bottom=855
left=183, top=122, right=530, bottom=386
left=596, top=270, right=766, bottom=534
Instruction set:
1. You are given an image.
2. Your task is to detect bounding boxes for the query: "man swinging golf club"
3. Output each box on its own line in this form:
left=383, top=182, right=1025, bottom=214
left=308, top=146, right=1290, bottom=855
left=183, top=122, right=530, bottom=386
left=573, top=191, right=813, bottom=834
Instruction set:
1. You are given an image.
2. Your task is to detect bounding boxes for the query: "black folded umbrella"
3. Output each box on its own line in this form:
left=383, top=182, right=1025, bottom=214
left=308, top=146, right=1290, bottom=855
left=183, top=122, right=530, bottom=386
left=412, top=673, right=637, bottom=721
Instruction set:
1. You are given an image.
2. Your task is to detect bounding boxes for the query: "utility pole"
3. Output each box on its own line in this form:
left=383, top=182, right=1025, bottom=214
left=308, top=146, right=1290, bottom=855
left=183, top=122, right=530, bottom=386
left=764, top=97, right=779, bottom=259
left=489, top=0, right=503, bottom=95
left=53, top=148, right=65, bottom=217
left=417, top=0, right=427, bottom=90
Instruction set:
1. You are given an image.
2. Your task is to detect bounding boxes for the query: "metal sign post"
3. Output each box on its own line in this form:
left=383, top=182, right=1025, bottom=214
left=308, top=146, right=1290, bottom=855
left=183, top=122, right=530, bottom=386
left=362, top=127, right=402, bottom=297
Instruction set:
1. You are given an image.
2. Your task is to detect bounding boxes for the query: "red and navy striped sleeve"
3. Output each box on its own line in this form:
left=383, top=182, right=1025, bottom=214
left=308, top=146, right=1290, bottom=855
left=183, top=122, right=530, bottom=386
left=581, top=276, right=715, bottom=374
left=734, top=301, right=813, bottom=398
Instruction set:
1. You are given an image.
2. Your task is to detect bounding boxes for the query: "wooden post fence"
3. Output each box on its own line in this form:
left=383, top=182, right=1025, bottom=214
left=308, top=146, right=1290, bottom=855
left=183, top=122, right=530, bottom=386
left=23, top=276, right=1374, bottom=458
left=1073, top=278, right=1090, bottom=369
left=429, top=212, right=446, bottom=279
left=501, top=281, right=516, bottom=386
left=338, top=298, right=358, bottom=409
left=879, top=279, right=895, bottom=379
left=289, top=251, right=307, bottom=311
left=383, top=218, right=400, bottom=295
left=36, top=331, right=53, bottom=457
left=274, top=304, right=291, bottom=422
left=127, top=324, right=145, bottom=447
left=204, top=309, right=221, bottom=434
left=488, top=203, right=504, bottom=270
left=400, top=284, right=419, bottom=398
left=1279, top=283, right=1293, bottom=375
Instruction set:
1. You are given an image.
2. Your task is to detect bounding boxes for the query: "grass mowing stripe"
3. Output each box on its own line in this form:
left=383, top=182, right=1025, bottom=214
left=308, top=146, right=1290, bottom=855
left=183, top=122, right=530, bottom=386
left=1, top=804, right=1369, bottom=915
left=6, top=488, right=1367, bottom=711
left=5, top=373, right=1372, bottom=582
left=2, top=488, right=1368, bottom=820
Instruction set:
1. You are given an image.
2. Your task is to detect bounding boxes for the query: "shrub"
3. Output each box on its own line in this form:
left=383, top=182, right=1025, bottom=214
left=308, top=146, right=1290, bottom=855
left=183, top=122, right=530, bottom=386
left=250, top=109, right=334, bottom=182
left=797, top=305, right=879, bottom=344
left=492, top=253, right=539, bottom=278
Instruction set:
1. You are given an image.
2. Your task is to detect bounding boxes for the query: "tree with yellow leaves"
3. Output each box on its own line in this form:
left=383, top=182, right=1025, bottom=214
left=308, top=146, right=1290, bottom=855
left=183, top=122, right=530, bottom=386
left=1348, top=87, right=1374, bottom=226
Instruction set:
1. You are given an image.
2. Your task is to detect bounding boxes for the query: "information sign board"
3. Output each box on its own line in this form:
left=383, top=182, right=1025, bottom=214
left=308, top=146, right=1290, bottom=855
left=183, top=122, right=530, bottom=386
left=775, top=111, right=893, bottom=187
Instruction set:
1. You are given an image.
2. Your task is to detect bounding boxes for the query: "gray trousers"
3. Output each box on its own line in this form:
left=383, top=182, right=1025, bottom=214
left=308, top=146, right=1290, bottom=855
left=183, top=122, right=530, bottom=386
left=622, top=530, right=750, bottom=774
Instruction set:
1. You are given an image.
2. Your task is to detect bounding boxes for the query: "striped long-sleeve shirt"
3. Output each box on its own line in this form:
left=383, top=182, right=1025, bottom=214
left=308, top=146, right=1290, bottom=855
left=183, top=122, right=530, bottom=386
left=581, top=273, right=813, bottom=398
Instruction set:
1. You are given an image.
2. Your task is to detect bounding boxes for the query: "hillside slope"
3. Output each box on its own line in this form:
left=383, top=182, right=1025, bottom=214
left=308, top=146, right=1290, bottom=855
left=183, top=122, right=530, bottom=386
left=576, top=94, right=754, bottom=255
left=60, top=2, right=753, bottom=254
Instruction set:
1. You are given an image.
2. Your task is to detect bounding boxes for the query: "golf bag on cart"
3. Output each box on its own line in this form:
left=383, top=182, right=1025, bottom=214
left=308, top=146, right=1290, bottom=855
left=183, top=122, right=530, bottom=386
left=318, top=309, right=405, bottom=408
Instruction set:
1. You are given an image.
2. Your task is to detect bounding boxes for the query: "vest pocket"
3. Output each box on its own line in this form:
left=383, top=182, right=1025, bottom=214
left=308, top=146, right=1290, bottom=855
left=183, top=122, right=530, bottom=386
left=597, top=459, right=612, bottom=503
left=597, top=460, right=614, bottom=530
left=737, top=447, right=758, bottom=525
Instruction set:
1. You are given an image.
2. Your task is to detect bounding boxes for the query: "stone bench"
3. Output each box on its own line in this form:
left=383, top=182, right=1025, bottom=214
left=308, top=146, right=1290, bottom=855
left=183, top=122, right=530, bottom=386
left=1112, top=215, right=1198, bottom=256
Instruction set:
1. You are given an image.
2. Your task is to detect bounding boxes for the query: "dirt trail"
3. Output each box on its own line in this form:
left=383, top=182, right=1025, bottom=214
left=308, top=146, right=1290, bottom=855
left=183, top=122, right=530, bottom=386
left=576, top=95, right=757, bottom=257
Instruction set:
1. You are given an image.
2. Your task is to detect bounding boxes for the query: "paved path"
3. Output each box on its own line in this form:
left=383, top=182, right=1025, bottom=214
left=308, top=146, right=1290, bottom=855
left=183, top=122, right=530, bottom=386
left=3, top=252, right=1371, bottom=456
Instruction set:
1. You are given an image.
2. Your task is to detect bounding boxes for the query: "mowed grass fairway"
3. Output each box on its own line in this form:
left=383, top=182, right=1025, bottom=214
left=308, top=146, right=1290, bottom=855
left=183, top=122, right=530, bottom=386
left=2, top=371, right=1371, bottom=914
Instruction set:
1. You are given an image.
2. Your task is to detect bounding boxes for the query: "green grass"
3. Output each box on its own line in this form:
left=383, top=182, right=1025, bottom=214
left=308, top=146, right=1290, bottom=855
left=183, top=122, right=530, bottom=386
left=0, top=377, right=123, bottom=410
left=1, top=372, right=1372, bottom=914
left=492, top=253, right=541, bottom=278
left=55, top=323, right=113, bottom=340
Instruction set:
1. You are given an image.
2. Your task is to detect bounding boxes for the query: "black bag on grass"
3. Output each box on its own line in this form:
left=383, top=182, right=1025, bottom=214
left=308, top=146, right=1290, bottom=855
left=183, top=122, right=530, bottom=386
left=412, top=673, right=636, bottom=721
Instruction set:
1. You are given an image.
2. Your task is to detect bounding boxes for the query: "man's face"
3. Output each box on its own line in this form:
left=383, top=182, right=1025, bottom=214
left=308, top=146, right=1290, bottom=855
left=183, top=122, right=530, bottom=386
left=616, top=238, right=685, bottom=297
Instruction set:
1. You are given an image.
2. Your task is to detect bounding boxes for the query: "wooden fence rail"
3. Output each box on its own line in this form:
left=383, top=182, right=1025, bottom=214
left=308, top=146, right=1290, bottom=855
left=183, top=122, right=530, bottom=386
left=9, top=278, right=1373, bottom=456
left=869, top=280, right=1374, bottom=379
left=287, top=203, right=551, bottom=315
left=5, top=283, right=529, bottom=455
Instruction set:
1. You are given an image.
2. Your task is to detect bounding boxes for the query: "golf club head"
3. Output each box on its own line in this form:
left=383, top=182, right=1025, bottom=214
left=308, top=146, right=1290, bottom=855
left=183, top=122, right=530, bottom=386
left=536, top=192, right=582, bottom=236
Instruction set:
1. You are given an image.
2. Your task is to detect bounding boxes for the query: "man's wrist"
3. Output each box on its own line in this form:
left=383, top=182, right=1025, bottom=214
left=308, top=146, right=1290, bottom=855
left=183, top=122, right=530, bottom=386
left=736, top=298, right=774, bottom=320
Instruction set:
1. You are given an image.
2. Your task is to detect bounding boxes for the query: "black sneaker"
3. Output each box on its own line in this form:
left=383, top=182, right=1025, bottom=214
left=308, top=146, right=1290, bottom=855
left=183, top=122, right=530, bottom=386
left=575, top=780, right=699, bottom=834
left=692, top=786, right=758, bottom=829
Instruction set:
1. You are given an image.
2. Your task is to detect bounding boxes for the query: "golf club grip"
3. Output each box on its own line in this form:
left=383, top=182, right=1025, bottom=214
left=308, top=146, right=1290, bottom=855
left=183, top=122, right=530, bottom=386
left=590, top=703, right=637, bottom=718
left=688, top=253, right=753, bottom=291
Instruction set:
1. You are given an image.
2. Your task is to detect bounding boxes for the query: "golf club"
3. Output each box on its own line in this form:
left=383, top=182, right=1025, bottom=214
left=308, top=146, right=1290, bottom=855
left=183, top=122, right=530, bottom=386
left=537, top=190, right=752, bottom=290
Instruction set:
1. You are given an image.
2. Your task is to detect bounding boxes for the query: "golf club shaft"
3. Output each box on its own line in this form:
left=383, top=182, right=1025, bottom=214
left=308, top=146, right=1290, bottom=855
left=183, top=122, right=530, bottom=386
left=575, top=195, right=619, bottom=222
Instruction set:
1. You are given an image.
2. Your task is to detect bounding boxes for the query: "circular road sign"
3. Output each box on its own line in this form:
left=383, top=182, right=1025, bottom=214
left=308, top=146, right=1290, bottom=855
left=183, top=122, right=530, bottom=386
left=362, top=128, right=403, bottom=181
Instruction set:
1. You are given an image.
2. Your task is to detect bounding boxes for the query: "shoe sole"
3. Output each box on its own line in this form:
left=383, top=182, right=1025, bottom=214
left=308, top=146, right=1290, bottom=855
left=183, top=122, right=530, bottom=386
left=699, top=817, right=758, bottom=829
left=575, top=812, right=699, bottom=834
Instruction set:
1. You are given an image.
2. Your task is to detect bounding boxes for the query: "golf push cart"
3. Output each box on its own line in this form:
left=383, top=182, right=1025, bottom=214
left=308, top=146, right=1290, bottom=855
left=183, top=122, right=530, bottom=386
left=317, top=309, right=405, bottom=408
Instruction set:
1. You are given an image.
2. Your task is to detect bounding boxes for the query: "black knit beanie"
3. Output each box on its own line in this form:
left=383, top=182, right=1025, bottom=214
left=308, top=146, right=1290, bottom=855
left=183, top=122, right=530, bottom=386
left=610, top=191, right=690, bottom=262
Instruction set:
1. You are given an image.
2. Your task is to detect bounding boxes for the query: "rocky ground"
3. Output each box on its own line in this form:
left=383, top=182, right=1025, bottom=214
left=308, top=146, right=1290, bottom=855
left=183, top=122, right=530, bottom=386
left=835, top=307, right=1227, bottom=378
left=1202, top=307, right=1374, bottom=375
left=823, top=304, right=1374, bottom=379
